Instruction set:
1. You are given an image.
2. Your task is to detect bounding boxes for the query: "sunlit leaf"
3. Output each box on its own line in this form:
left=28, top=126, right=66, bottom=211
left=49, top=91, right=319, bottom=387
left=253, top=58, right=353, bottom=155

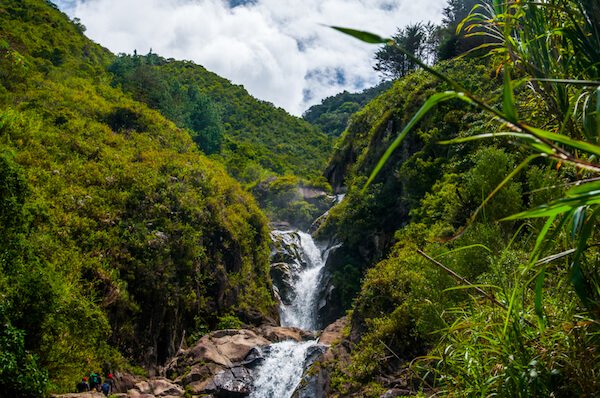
left=330, top=26, right=391, bottom=44
left=527, top=126, right=600, bottom=157
left=364, top=91, right=474, bottom=190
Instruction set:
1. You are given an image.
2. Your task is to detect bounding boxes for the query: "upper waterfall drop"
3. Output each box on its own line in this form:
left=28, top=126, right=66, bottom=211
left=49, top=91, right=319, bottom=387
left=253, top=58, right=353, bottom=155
left=279, top=231, right=327, bottom=330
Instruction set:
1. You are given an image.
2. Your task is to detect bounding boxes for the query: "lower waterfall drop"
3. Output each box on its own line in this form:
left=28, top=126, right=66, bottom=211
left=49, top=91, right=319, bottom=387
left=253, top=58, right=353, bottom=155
left=250, top=230, right=332, bottom=397
left=249, top=340, right=319, bottom=398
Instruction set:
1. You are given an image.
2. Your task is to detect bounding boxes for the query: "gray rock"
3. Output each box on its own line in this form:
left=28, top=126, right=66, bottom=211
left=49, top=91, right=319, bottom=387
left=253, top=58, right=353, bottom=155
left=269, top=262, right=296, bottom=305
left=202, top=366, right=253, bottom=397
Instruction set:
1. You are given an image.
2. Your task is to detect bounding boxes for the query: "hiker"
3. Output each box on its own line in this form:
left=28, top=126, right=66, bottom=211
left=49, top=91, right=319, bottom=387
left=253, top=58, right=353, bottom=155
left=101, top=380, right=111, bottom=396
left=101, top=372, right=115, bottom=396
left=89, top=371, right=102, bottom=392
left=76, top=377, right=90, bottom=392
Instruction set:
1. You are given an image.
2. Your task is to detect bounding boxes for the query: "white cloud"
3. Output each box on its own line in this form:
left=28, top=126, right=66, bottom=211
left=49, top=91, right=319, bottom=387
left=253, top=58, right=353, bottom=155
left=55, top=0, right=446, bottom=115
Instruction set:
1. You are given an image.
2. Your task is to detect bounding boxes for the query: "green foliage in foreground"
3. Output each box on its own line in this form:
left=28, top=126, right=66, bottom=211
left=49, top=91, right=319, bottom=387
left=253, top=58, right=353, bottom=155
left=0, top=1, right=277, bottom=393
left=0, top=307, right=48, bottom=398
left=321, top=1, right=600, bottom=396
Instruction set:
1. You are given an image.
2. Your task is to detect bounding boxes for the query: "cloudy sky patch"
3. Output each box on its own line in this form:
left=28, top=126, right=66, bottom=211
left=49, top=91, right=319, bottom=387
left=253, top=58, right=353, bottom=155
left=55, top=0, right=446, bottom=115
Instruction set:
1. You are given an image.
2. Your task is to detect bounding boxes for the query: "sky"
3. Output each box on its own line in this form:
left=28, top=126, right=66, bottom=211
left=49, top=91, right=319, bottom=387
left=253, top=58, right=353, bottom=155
left=55, top=0, right=446, bottom=116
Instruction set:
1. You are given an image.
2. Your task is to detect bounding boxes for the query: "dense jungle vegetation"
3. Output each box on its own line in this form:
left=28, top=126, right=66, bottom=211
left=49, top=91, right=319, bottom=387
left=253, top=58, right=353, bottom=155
left=315, top=0, right=600, bottom=396
left=107, top=52, right=332, bottom=185
left=0, top=0, right=300, bottom=394
left=1, top=0, right=599, bottom=397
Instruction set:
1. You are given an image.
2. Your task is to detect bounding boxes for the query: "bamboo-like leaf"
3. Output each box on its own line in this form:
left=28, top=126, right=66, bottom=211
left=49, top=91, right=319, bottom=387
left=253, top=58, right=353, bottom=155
left=443, top=284, right=500, bottom=293
left=503, top=187, right=600, bottom=220
left=571, top=206, right=587, bottom=241
left=535, top=248, right=577, bottom=265
left=440, top=132, right=555, bottom=154
left=570, top=208, right=600, bottom=308
left=434, top=244, right=492, bottom=259
left=533, top=78, right=600, bottom=86
left=330, top=26, right=391, bottom=44
left=568, top=180, right=600, bottom=196
left=530, top=214, right=558, bottom=265
left=364, top=91, right=474, bottom=190
left=527, top=126, right=600, bottom=156
left=503, top=66, right=518, bottom=123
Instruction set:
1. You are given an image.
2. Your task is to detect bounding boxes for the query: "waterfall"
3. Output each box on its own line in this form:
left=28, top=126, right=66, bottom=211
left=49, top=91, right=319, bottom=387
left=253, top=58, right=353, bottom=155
left=248, top=340, right=319, bottom=398
left=250, top=230, right=330, bottom=397
left=279, top=231, right=326, bottom=330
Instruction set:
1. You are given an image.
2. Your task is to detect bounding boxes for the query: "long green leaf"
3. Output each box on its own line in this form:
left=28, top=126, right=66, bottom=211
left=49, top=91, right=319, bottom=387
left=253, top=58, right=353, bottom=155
left=527, top=126, right=600, bottom=156
left=330, top=26, right=391, bottom=44
left=568, top=180, right=600, bottom=196
left=503, top=189, right=600, bottom=220
left=443, top=284, right=500, bottom=292
left=440, top=132, right=555, bottom=154
left=570, top=208, right=600, bottom=308
left=530, top=214, right=558, bottom=265
left=503, top=66, right=518, bottom=123
left=434, top=244, right=492, bottom=259
left=364, top=91, right=474, bottom=190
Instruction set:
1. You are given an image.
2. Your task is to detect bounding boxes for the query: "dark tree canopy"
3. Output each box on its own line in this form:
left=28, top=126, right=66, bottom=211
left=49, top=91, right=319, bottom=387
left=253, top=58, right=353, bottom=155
left=374, top=22, right=438, bottom=79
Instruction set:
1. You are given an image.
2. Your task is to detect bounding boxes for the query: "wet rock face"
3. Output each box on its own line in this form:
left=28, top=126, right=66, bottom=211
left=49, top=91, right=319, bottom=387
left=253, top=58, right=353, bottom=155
left=270, top=262, right=296, bottom=305
left=291, top=317, right=349, bottom=398
left=270, top=230, right=305, bottom=265
left=269, top=230, right=306, bottom=306
left=315, top=244, right=347, bottom=329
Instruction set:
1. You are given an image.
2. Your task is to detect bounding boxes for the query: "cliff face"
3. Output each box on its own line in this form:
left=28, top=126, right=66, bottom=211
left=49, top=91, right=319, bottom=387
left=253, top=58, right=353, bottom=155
left=0, top=0, right=278, bottom=389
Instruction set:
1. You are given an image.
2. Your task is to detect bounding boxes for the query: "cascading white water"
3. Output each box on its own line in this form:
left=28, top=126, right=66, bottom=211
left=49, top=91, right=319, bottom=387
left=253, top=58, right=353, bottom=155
left=251, top=230, right=331, bottom=398
left=279, top=231, right=326, bottom=330
left=248, top=340, right=319, bottom=398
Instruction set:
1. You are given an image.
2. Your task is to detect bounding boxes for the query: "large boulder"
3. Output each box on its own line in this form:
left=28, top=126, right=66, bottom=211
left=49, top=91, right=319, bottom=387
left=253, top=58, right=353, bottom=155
left=255, top=325, right=317, bottom=342
left=164, top=328, right=277, bottom=397
left=166, top=329, right=270, bottom=377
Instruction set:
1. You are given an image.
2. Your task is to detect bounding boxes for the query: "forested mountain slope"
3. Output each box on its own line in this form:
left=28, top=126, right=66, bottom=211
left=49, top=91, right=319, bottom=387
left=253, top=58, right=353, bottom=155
left=0, top=0, right=277, bottom=394
left=108, top=53, right=333, bottom=184
left=302, top=81, right=392, bottom=137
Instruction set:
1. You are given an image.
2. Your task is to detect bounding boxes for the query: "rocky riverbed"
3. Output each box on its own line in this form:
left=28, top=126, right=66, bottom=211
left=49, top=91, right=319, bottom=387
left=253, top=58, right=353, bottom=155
left=53, top=323, right=346, bottom=398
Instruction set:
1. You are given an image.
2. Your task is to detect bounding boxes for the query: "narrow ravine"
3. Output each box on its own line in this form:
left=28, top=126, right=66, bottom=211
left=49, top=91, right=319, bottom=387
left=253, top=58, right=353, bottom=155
left=250, top=230, right=332, bottom=397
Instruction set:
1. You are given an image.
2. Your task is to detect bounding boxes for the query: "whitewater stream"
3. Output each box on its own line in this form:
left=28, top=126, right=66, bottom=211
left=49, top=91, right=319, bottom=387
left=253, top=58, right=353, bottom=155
left=249, top=230, right=331, bottom=398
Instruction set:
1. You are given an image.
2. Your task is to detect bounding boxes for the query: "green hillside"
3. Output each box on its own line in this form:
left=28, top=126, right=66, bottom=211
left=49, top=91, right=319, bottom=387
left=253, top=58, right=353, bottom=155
left=302, top=81, right=392, bottom=137
left=0, top=0, right=276, bottom=394
left=108, top=52, right=333, bottom=184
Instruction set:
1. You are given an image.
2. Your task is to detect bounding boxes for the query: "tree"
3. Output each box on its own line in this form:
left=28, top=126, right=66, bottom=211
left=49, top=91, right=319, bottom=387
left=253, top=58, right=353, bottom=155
left=374, top=23, right=437, bottom=79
